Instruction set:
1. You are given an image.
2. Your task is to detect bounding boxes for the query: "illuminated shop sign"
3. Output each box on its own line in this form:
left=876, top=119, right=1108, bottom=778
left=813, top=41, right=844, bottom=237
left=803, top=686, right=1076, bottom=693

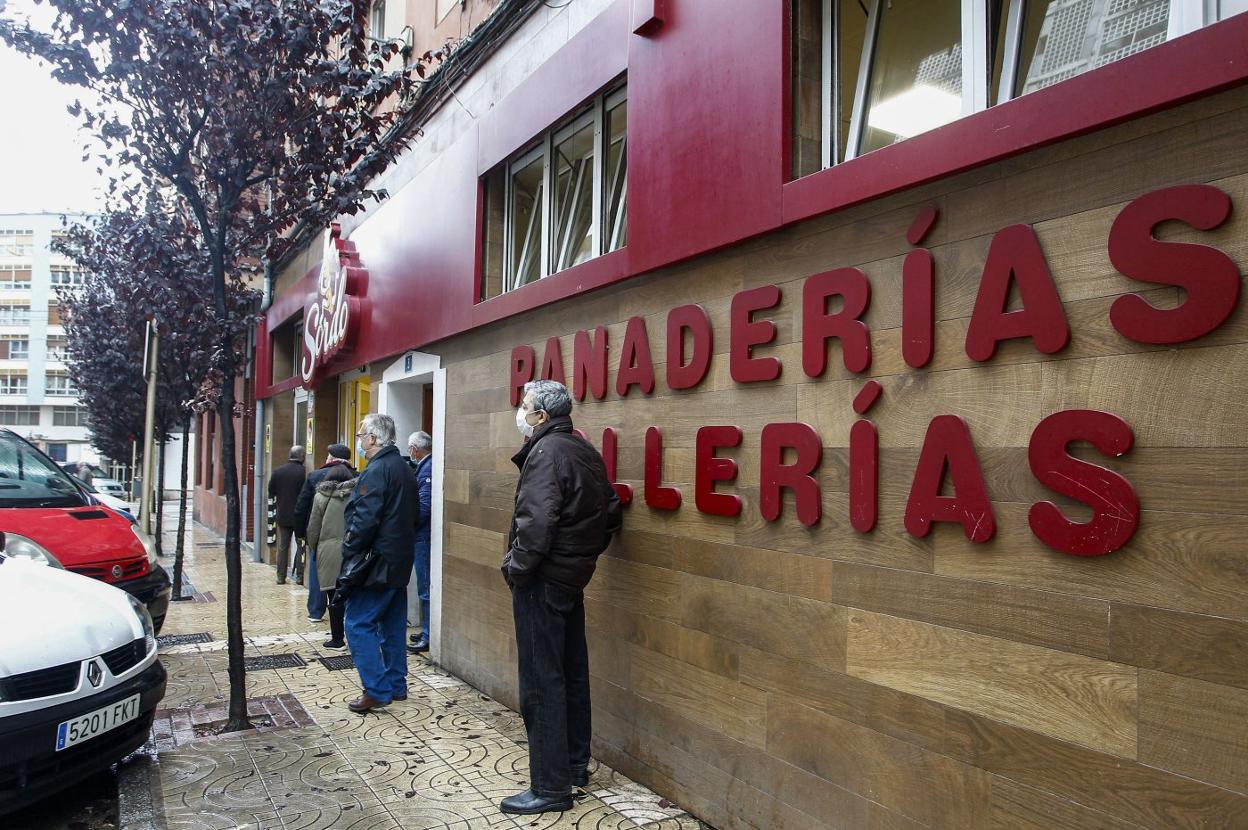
left=300, top=223, right=367, bottom=387
left=507, top=184, right=1241, bottom=558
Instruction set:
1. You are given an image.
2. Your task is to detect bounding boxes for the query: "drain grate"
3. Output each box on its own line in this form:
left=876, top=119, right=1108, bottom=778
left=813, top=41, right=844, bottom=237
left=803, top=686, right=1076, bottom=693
left=244, top=653, right=306, bottom=672
left=318, top=655, right=355, bottom=671
left=158, top=632, right=213, bottom=647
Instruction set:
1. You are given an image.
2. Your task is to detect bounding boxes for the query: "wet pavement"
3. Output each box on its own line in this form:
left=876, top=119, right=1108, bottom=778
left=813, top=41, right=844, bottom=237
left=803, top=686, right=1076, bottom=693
left=131, top=510, right=708, bottom=830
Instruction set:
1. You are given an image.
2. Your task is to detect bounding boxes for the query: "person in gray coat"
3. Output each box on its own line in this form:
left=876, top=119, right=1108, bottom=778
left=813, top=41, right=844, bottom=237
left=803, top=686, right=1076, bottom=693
left=306, top=473, right=358, bottom=650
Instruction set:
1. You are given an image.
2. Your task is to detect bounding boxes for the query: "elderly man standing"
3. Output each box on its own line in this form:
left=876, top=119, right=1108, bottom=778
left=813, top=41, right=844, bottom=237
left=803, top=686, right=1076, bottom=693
left=339, top=413, right=417, bottom=713
left=499, top=380, right=623, bottom=815
left=406, top=431, right=434, bottom=654
left=268, top=445, right=307, bottom=585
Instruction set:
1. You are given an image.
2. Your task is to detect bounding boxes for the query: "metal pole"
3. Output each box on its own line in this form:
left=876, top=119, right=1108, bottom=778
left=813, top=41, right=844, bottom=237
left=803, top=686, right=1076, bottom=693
left=140, top=321, right=160, bottom=535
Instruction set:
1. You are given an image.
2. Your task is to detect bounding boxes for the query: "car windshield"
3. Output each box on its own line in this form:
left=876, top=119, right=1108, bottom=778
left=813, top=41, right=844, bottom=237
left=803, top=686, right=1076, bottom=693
left=0, top=432, right=89, bottom=508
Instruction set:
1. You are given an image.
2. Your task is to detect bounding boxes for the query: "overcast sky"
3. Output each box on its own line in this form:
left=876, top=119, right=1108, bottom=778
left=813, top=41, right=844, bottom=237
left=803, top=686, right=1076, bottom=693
left=0, top=0, right=105, bottom=216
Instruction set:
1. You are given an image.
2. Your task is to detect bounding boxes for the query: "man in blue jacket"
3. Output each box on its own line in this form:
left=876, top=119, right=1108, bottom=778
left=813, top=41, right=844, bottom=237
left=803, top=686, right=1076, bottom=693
left=340, top=413, right=416, bottom=713
left=406, top=431, right=433, bottom=654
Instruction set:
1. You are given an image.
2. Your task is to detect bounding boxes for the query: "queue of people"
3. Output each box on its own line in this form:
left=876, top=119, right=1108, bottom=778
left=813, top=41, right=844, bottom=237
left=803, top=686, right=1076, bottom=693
left=264, top=379, right=622, bottom=816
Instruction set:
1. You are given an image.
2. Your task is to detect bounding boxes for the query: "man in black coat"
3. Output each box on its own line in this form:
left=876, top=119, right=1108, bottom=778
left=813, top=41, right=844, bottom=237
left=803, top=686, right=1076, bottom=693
left=499, top=380, right=623, bottom=815
left=293, top=443, right=356, bottom=622
left=268, top=445, right=307, bottom=585
left=339, top=413, right=417, bottom=712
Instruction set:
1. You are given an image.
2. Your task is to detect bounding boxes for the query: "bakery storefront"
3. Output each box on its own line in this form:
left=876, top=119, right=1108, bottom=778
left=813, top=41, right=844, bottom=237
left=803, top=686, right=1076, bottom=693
left=257, top=1, right=1248, bottom=825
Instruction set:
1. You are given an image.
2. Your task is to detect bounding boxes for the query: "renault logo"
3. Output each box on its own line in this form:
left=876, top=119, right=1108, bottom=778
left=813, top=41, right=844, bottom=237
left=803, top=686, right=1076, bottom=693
left=111, top=564, right=123, bottom=579
left=87, top=659, right=103, bottom=688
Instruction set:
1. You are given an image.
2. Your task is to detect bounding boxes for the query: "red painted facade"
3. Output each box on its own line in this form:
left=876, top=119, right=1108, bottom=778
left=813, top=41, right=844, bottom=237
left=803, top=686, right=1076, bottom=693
left=258, top=2, right=1248, bottom=398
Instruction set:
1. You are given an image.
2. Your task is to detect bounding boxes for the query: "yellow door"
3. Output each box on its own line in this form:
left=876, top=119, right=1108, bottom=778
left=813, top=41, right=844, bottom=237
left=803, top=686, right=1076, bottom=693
left=339, top=377, right=372, bottom=469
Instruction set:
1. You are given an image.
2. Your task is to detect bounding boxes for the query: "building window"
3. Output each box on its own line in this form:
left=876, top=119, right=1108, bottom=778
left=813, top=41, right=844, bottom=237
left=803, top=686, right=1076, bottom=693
left=437, top=0, right=458, bottom=23
left=0, top=304, right=30, bottom=324
left=0, top=405, right=39, bottom=425
left=370, top=0, right=385, bottom=39
left=0, top=371, right=27, bottom=395
left=46, top=371, right=77, bottom=397
left=0, top=336, right=28, bottom=360
left=793, top=0, right=1210, bottom=176
left=52, top=405, right=87, bottom=426
left=50, top=267, right=87, bottom=289
left=480, top=83, right=627, bottom=300
left=46, top=335, right=68, bottom=361
left=46, top=442, right=67, bottom=463
left=47, top=300, right=63, bottom=326
left=0, top=266, right=33, bottom=290
left=0, top=230, right=33, bottom=258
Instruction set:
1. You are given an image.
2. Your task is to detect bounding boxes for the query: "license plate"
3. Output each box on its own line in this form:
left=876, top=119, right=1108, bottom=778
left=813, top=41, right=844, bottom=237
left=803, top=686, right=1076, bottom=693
left=55, top=694, right=140, bottom=751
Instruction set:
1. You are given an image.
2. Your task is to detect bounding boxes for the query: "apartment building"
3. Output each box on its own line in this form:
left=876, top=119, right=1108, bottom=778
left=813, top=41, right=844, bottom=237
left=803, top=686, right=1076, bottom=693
left=0, top=213, right=91, bottom=463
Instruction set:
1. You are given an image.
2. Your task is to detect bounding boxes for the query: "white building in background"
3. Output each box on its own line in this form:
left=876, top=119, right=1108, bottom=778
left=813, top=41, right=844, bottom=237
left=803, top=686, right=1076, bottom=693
left=0, top=212, right=93, bottom=463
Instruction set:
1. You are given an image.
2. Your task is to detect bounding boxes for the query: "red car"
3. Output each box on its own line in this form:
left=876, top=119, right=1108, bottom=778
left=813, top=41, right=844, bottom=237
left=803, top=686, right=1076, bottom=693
left=0, top=430, right=170, bottom=633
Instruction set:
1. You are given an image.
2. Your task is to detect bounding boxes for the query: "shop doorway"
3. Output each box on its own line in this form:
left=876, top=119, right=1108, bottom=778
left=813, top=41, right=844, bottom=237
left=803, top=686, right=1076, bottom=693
left=378, top=352, right=445, bottom=659
left=338, top=374, right=371, bottom=469
left=293, top=388, right=310, bottom=465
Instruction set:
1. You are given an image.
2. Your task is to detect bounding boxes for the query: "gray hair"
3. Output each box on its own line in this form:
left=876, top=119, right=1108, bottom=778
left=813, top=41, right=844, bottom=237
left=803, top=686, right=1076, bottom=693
left=289, top=445, right=306, bottom=462
left=407, top=431, right=432, bottom=450
left=361, top=413, right=396, bottom=445
left=524, top=379, right=573, bottom=418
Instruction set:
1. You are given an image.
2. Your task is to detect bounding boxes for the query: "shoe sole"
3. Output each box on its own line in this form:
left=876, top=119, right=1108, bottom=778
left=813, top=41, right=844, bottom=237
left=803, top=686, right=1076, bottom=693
left=499, top=800, right=573, bottom=815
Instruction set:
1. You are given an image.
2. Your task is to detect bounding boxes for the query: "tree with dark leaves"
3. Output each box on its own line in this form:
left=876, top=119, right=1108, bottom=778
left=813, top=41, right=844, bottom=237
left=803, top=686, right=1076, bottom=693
left=2, top=0, right=420, bottom=730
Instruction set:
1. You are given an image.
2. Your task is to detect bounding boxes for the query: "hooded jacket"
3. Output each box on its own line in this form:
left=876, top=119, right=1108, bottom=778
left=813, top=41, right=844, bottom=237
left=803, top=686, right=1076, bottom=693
left=306, top=477, right=357, bottom=590
left=341, top=444, right=417, bottom=590
left=502, top=415, right=623, bottom=591
left=294, top=459, right=356, bottom=538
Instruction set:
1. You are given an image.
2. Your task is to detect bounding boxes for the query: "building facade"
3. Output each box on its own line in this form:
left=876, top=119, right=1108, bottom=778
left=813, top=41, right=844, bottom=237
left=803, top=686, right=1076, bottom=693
left=0, top=212, right=93, bottom=463
left=255, top=1, right=1248, bottom=826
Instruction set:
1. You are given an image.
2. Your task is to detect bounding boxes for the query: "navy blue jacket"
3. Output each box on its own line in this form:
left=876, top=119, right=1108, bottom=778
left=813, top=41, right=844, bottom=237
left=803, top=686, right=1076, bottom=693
left=408, top=454, right=433, bottom=553
left=294, top=460, right=356, bottom=538
left=341, top=444, right=417, bottom=590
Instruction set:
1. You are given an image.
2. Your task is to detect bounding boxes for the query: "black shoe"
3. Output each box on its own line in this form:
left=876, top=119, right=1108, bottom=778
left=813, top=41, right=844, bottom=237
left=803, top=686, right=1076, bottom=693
left=322, top=639, right=347, bottom=650
left=499, top=789, right=573, bottom=815
left=276, top=578, right=286, bottom=585
left=572, top=768, right=589, bottom=788
left=407, top=635, right=429, bottom=653
left=392, top=691, right=408, bottom=701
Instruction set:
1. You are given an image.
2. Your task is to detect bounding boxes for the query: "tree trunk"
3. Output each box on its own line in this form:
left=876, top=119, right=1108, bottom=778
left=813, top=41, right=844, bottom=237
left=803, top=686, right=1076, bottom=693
left=154, top=438, right=166, bottom=558
left=218, top=369, right=250, bottom=732
left=172, top=414, right=191, bottom=600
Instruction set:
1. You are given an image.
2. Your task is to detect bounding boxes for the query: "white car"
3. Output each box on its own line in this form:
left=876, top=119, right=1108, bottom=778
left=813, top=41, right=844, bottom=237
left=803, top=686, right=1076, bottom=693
left=0, top=532, right=166, bottom=816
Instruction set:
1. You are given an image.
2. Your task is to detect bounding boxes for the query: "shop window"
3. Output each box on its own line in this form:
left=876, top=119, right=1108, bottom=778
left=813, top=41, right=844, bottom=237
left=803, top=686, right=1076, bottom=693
left=480, top=82, right=627, bottom=300
left=46, top=371, right=77, bottom=397
left=0, top=405, right=39, bottom=425
left=793, top=0, right=1211, bottom=173
left=0, top=336, right=28, bottom=359
left=53, top=405, right=87, bottom=426
left=0, top=371, right=27, bottom=395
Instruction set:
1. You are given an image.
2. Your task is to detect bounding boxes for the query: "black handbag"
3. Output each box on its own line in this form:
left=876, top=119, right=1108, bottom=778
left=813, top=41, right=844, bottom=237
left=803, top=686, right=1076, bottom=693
left=334, top=549, right=379, bottom=603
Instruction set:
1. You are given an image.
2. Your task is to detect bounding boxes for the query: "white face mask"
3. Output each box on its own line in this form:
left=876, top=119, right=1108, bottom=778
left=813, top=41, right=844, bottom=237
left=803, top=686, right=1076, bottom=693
left=516, top=406, right=535, bottom=439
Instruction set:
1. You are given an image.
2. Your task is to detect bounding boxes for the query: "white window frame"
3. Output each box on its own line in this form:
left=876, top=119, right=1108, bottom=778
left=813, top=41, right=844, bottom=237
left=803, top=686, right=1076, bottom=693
left=46, top=372, right=76, bottom=397
left=0, top=372, right=28, bottom=395
left=822, top=0, right=1208, bottom=168
left=498, top=84, right=627, bottom=295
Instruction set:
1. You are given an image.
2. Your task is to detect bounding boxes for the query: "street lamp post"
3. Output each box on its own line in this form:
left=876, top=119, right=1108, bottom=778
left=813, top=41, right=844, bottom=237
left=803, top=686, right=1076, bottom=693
left=139, top=319, right=160, bottom=535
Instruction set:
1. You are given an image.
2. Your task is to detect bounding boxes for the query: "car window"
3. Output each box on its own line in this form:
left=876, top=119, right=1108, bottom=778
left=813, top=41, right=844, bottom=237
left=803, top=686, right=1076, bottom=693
left=0, top=433, right=89, bottom=508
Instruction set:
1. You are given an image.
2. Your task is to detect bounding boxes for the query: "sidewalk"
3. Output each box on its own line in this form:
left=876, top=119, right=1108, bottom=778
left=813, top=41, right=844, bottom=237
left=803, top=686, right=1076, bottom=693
left=142, top=512, right=707, bottom=830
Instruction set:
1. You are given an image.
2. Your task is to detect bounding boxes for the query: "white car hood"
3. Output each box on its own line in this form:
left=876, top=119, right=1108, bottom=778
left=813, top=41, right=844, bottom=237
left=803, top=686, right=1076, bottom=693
left=0, top=557, right=142, bottom=676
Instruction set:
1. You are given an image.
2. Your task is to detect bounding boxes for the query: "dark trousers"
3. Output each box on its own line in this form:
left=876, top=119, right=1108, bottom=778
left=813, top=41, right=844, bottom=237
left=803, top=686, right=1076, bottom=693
left=324, top=589, right=345, bottom=644
left=275, top=526, right=294, bottom=583
left=512, top=580, right=591, bottom=798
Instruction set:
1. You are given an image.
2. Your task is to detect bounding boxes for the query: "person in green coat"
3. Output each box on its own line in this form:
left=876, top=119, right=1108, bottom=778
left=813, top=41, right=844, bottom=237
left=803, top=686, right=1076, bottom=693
left=306, top=473, right=358, bottom=650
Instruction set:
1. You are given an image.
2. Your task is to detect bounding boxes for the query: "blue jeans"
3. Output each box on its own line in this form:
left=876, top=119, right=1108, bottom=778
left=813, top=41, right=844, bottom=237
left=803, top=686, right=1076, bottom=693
left=306, top=549, right=327, bottom=619
left=413, top=542, right=431, bottom=639
left=345, top=587, right=408, bottom=702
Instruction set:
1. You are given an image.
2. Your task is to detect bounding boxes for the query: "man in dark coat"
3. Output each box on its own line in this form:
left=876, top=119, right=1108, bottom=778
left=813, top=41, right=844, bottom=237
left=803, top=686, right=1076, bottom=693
left=339, top=413, right=417, bottom=712
left=294, top=443, right=356, bottom=622
left=405, top=430, right=433, bottom=653
left=499, top=380, right=623, bottom=815
left=268, top=445, right=307, bottom=585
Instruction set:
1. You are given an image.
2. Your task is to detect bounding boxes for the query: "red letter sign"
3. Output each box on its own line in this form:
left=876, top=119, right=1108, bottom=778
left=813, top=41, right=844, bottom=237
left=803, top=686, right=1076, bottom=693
left=573, top=327, right=609, bottom=402
left=695, top=426, right=742, bottom=517
left=760, top=422, right=822, bottom=526
left=667, top=304, right=713, bottom=390
left=616, top=316, right=656, bottom=397
left=905, top=415, right=996, bottom=542
left=1028, top=410, right=1139, bottom=556
left=1108, top=184, right=1240, bottom=344
left=802, top=268, right=871, bottom=377
left=644, top=426, right=682, bottom=510
left=965, top=224, right=1070, bottom=362
left=541, top=337, right=565, bottom=385
left=601, top=427, right=634, bottom=506
left=510, top=345, right=536, bottom=407
left=730, top=285, right=783, bottom=383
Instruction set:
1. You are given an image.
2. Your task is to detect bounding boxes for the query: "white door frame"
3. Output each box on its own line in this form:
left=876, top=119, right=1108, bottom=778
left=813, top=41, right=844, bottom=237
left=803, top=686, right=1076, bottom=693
left=378, top=351, right=445, bottom=661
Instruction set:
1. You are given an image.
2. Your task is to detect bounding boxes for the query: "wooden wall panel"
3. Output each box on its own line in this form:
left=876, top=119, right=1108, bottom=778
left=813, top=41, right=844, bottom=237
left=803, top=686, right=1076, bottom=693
left=431, top=86, right=1248, bottom=827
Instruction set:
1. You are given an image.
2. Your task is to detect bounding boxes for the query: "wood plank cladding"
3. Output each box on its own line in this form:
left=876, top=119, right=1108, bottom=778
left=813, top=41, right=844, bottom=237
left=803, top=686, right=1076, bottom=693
left=431, top=86, right=1248, bottom=828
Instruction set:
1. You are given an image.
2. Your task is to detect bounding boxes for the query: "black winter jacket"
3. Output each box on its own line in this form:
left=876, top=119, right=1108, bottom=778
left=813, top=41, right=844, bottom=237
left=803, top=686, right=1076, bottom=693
left=341, top=444, right=417, bottom=590
left=268, top=461, right=307, bottom=528
left=503, top=416, right=623, bottom=591
left=294, top=460, right=357, bottom=537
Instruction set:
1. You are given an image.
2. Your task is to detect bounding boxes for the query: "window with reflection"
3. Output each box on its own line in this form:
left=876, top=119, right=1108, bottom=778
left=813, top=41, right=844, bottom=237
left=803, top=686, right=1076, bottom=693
left=480, top=82, right=627, bottom=300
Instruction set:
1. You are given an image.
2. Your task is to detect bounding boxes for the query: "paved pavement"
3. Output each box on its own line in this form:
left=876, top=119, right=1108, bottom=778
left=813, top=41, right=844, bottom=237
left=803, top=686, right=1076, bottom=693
left=142, top=512, right=706, bottom=830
